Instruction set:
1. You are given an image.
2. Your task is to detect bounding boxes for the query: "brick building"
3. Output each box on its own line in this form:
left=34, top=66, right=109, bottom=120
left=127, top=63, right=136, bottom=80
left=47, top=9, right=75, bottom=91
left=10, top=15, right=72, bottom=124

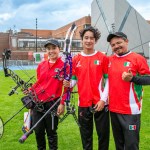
left=0, top=16, right=91, bottom=61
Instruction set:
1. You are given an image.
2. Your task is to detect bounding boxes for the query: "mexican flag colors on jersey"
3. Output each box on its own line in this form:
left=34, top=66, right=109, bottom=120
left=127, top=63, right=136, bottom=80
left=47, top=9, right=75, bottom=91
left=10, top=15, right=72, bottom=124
left=108, top=51, right=150, bottom=115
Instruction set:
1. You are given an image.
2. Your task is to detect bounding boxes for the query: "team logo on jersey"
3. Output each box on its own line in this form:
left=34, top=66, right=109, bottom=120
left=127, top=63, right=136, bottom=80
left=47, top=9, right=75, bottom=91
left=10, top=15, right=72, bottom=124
left=94, top=60, right=100, bottom=65
left=129, top=125, right=136, bottom=130
left=124, top=61, right=131, bottom=67
left=76, top=61, right=81, bottom=67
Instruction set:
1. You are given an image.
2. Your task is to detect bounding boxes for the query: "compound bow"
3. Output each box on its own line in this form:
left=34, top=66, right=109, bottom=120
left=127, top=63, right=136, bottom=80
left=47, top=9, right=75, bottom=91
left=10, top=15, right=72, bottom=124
left=2, top=23, right=80, bottom=143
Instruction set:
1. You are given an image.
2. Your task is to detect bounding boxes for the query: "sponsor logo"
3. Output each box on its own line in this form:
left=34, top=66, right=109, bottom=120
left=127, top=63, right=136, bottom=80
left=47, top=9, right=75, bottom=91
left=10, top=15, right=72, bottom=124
left=108, top=62, right=111, bottom=67
left=76, top=61, right=81, bottom=67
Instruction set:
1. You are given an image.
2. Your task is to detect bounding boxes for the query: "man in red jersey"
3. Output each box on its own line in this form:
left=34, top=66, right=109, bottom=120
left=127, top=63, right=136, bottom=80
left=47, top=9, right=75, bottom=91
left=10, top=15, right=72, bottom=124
left=24, top=39, right=65, bottom=150
left=64, top=26, right=109, bottom=150
left=107, top=32, right=150, bottom=150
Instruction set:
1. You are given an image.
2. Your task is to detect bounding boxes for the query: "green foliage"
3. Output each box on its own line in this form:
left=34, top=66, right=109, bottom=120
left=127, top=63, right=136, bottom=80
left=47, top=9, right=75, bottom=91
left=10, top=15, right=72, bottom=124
left=0, top=70, right=150, bottom=150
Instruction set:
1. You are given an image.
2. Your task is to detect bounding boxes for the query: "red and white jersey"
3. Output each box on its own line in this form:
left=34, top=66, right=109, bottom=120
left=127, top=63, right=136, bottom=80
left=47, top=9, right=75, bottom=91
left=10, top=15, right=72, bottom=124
left=31, top=57, right=65, bottom=104
left=72, top=51, right=108, bottom=107
left=108, top=51, right=150, bottom=114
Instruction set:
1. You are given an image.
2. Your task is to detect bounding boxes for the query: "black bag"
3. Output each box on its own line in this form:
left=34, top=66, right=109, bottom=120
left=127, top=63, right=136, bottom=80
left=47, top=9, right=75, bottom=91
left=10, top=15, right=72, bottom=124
left=21, top=95, right=35, bottom=109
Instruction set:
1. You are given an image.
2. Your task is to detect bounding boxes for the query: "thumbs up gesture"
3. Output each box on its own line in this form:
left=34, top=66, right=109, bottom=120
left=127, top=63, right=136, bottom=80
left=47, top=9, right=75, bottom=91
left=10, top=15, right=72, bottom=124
left=122, top=69, right=133, bottom=82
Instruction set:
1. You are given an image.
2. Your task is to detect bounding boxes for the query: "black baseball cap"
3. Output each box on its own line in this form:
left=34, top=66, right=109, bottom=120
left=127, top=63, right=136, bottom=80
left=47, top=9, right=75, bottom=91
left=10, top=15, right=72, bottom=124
left=44, top=39, right=60, bottom=48
left=107, top=32, right=127, bottom=42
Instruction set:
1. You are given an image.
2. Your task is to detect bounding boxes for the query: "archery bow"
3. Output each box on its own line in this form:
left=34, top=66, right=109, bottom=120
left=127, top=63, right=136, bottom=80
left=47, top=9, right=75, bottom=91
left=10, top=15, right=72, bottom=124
left=59, top=23, right=80, bottom=127
left=63, top=23, right=77, bottom=107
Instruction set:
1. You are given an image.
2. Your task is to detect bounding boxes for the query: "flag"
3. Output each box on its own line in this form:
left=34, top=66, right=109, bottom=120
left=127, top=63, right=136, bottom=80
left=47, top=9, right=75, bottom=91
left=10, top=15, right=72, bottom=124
left=124, top=62, right=130, bottom=67
left=94, top=60, right=100, bottom=65
left=129, top=125, right=136, bottom=130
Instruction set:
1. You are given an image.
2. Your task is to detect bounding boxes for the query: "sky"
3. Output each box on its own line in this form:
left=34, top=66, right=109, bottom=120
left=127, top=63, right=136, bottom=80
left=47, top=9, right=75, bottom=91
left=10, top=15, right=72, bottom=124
left=0, top=0, right=149, bottom=32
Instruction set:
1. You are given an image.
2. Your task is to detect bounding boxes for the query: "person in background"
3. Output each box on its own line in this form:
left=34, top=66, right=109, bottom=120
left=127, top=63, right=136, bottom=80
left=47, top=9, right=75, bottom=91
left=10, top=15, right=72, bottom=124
left=107, top=32, right=150, bottom=150
left=24, top=39, right=65, bottom=150
left=64, top=26, right=110, bottom=150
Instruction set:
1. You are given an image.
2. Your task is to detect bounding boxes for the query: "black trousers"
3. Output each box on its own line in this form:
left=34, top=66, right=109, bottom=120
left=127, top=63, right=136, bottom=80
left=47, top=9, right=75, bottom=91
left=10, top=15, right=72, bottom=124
left=78, top=106, right=110, bottom=150
left=110, top=112, right=141, bottom=150
left=32, top=100, right=59, bottom=150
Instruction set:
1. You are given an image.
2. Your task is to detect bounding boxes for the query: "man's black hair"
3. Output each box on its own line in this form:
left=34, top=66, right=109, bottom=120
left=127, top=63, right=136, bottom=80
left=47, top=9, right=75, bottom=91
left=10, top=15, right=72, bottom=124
left=79, top=26, right=101, bottom=42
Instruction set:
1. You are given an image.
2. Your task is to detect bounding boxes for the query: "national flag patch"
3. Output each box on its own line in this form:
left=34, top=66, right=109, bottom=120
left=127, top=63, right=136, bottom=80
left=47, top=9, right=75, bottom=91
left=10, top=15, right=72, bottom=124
left=124, top=62, right=130, bottom=67
left=129, top=125, right=136, bottom=130
left=94, top=60, right=100, bottom=65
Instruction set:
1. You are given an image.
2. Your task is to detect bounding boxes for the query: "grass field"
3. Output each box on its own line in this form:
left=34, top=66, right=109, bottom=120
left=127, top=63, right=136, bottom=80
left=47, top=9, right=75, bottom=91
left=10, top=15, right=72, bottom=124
left=0, top=70, right=150, bottom=150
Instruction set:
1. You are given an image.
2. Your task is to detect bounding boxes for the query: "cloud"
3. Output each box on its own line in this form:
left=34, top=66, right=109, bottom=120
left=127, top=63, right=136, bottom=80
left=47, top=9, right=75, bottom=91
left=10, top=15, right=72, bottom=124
left=0, top=13, right=12, bottom=23
left=0, top=0, right=92, bottom=31
left=0, top=0, right=149, bottom=32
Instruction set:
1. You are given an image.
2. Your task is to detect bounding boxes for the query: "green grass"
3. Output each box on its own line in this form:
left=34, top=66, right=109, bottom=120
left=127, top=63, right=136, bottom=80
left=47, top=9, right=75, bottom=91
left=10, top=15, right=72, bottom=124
left=0, top=70, right=150, bottom=150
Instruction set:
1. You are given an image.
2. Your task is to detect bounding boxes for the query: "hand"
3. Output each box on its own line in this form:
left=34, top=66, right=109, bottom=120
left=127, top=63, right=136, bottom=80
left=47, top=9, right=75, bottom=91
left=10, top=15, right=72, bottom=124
left=57, top=104, right=65, bottom=116
left=23, top=89, right=30, bottom=95
left=94, top=100, right=105, bottom=112
left=122, top=69, right=133, bottom=82
left=63, top=79, right=70, bottom=87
